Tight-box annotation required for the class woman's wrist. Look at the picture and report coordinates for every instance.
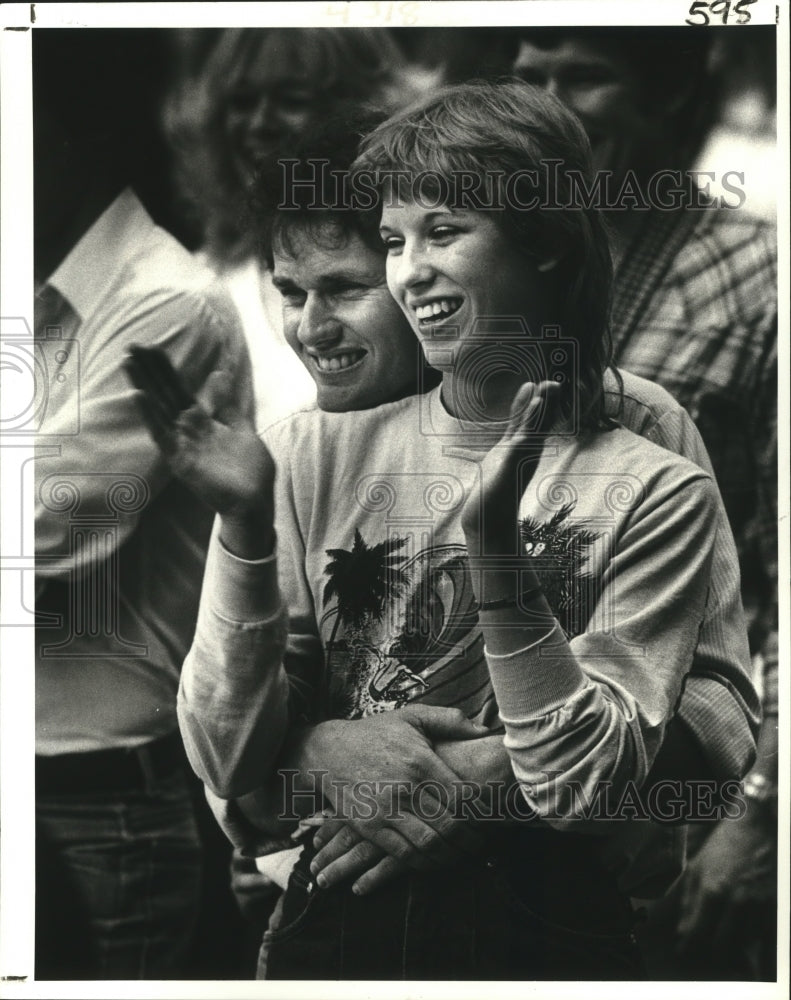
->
[483,622,558,659]
[467,557,541,608]
[220,509,275,560]
[476,584,544,612]
[471,570,556,656]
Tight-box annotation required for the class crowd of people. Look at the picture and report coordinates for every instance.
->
[31,25,778,982]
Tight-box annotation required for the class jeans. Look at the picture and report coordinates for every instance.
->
[262,826,645,981]
[36,767,202,979]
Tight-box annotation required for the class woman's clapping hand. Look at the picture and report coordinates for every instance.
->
[460,379,564,555]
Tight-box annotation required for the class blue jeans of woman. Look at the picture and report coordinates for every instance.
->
[261,825,645,980]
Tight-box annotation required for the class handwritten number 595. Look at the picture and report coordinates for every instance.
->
[686,0,757,24]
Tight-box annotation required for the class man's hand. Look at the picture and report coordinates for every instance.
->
[124,345,275,556]
[301,705,490,880]
[309,730,515,895]
[677,806,776,960]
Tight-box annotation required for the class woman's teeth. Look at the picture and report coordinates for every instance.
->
[415,299,462,323]
[314,351,364,372]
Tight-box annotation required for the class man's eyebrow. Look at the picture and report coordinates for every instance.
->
[316,272,370,289]
[272,269,380,292]
[271,275,300,292]
[313,266,384,291]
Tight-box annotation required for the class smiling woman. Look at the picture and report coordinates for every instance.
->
[164,28,409,265]
[356,79,615,430]
[379,204,555,417]
[131,78,755,983]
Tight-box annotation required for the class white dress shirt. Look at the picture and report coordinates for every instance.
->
[35,188,253,754]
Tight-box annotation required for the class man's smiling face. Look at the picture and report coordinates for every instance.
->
[513,38,663,182]
[272,221,422,412]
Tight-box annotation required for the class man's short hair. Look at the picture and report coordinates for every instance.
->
[511,27,718,163]
[250,105,387,269]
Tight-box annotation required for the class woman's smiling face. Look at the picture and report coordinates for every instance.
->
[379,199,550,376]
[223,35,319,185]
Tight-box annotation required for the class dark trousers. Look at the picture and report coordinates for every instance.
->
[36,738,202,980]
[262,826,645,981]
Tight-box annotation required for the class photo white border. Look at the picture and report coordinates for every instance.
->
[1,3,787,998]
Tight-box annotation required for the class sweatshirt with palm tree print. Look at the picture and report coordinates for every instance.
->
[178,376,759,895]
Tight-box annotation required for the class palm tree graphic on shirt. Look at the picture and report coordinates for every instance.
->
[519,503,600,638]
[321,530,411,714]
[321,505,599,717]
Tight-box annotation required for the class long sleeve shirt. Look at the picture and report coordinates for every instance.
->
[178,379,755,896]
[612,205,777,716]
[36,189,253,754]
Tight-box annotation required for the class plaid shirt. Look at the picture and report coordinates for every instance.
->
[612,204,778,715]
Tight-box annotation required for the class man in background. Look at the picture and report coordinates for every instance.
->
[511,26,778,979]
[33,30,253,978]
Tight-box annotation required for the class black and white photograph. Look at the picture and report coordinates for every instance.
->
[0,1,787,996]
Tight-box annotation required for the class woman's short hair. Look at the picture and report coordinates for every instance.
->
[354,78,616,430]
[163,28,407,265]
